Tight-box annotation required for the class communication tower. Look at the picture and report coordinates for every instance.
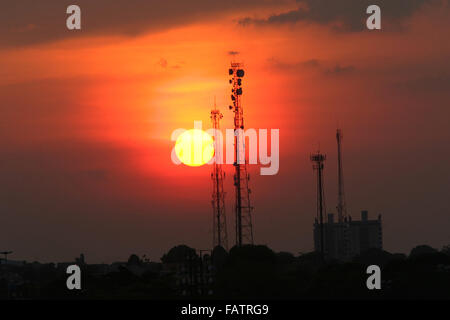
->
[228,62,254,246]
[336,129,347,223]
[311,152,326,257]
[211,103,228,250]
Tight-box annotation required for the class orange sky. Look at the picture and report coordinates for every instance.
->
[1,1,450,262]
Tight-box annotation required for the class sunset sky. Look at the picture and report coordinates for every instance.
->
[1,0,449,263]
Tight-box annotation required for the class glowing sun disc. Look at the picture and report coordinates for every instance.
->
[175,129,214,166]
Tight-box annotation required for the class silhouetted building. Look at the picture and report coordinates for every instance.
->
[313,213,347,260]
[314,210,382,261]
[347,210,383,257]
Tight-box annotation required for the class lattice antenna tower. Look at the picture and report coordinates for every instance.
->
[311,152,326,257]
[228,62,254,246]
[336,129,347,223]
[211,100,228,250]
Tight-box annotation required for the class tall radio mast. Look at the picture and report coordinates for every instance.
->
[228,62,254,246]
[211,102,228,250]
[336,129,347,223]
[311,152,326,257]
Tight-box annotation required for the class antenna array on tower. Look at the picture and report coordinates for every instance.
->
[228,62,254,246]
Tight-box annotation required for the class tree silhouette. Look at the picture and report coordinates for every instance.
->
[409,245,438,258]
[127,254,142,266]
[161,245,197,264]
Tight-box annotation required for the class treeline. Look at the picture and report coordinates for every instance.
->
[1,244,449,299]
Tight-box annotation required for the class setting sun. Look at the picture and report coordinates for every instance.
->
[175,129,214,166]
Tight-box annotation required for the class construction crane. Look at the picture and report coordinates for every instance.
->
[228,62,254,246]
[211,102,228,250]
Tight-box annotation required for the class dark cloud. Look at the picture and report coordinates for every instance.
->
[325,64,356,75]
[227,51,240,56]
[0,0,287,47]
[239,0,442,31]
[267,57,320,70]
[267,57,355,76]
[301,59,320,68]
